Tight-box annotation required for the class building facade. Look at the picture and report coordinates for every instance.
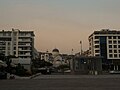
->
[0,28,36,71]
[89,29,120,71]
[71,56,102,75]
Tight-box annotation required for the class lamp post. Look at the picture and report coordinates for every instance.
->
[71,49,73,55]
[80,41,82,55]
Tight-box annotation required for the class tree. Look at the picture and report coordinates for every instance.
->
[32,59,53,68]
[32,58,53,74]
[15,63,27,76]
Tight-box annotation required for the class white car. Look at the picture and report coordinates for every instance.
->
[109,70,120,74]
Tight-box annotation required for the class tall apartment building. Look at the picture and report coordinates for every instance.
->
[89,29,120,71]
[0,28,37,71]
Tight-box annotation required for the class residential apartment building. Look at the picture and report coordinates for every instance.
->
[89,29,120,71]
[0,28,37,71]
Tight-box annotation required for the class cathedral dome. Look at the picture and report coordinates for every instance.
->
[52,48,59,53]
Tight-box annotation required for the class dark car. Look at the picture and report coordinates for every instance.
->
[0,71,7,79]
[38,67,51,75]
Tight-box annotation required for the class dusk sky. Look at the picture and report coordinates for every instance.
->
[0,0,120,54]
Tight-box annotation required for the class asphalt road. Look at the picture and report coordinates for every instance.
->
[0,75,120,90]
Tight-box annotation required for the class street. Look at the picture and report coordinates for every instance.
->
[0,75,120,90]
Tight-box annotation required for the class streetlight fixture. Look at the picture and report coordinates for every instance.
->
[80,41,82,55]
[71,49,73,55]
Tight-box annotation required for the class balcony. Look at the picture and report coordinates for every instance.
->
[19,34,31,38]
[19,49,31,51]
[0,35,11,38]
[19,53,31,56]
[19,39,31,42]
[19,54,31,57]
[18,43,31,47]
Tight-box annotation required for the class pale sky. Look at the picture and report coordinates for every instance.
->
[0,0,120,54]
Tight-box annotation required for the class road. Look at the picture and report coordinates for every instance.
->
[0,75,120,90]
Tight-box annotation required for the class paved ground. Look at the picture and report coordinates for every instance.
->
[0,75,120,90]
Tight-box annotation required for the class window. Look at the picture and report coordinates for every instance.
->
[89,43,91,46]
[95,54,99,56]
[95,41,99,44]
[109,45,112,48]
[118,36,120,39]
[119,50,120,53]
[114,45,117,48]
[113,36,116,39]
[3,33,6,36]
[109,50,112,53]
[113,41,117,44]
[109,54,113,58]
[108,36,112,39]
[14,47,16,50]
[109,41,112,44]
[89,51,91,54]
[14,52,16,55]
[95,50,99,53]
[114,50,117,53]
[8,42,10,45]
[8,33,11,36]
[95,45,99,48]
[8,47,10,50]
[89,47,91,50]
[114,54,117,58]
[95,36,99,39]
[118,45,120,48]
[118,41,120,44]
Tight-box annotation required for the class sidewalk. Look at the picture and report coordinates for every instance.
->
[30,73,41,79]
[7,73,41,80]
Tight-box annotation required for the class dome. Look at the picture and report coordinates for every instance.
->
[52,48,59,52]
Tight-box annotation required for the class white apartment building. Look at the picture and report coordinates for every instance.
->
[89,29,120,70]
[0,28,37,71]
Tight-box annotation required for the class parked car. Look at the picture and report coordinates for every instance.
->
[109,70,120,74]
[37,67,51,74]
[0,71,7,79]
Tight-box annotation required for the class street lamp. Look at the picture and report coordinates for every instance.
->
[71,49,73,55]
[80,41,82,55]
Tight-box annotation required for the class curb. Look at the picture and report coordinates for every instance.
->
[30,73,41,79]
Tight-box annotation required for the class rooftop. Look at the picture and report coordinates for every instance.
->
[89,29,120,38]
